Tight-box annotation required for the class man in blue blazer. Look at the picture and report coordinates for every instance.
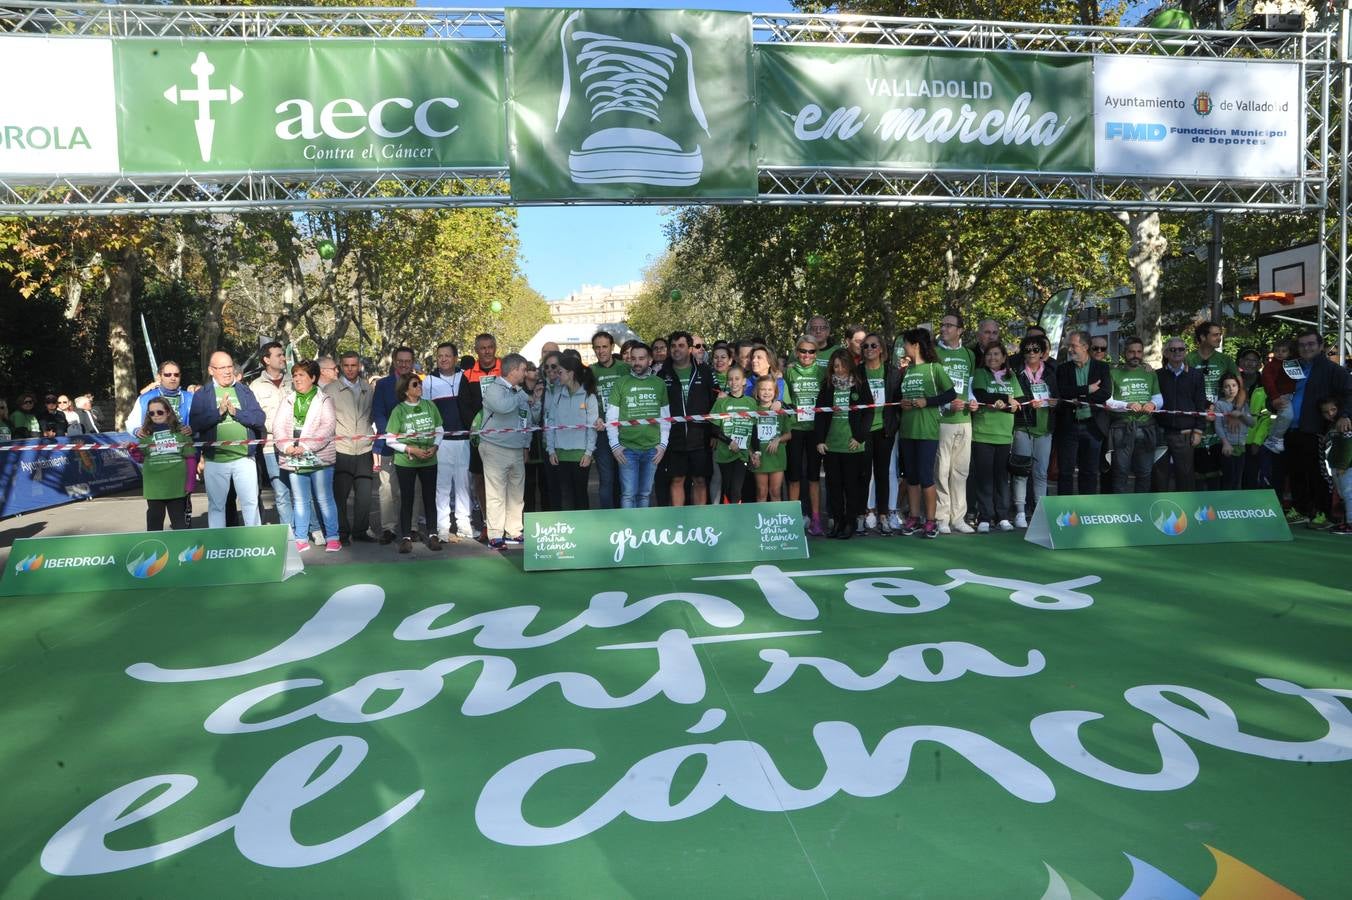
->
[190,351,267,527]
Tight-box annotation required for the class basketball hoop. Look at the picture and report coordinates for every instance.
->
[1244,291,1297,306]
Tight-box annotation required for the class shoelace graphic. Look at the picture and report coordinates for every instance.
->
[556,11,709,134]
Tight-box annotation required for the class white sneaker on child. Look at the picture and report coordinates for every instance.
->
[1014,511,1028,528]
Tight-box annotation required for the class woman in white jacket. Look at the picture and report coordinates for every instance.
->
[545,355,600,510]
[273,359,340,552]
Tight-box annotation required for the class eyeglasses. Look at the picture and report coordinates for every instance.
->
[941,321,960,329]
[862,342,880,350]
[544,364,561,371]
[1166,346,1187,352]
[149,410,169,418]
[162,372,181,378]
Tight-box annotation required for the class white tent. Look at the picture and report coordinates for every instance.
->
[520,322,639,364]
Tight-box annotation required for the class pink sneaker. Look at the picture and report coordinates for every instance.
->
[807,514,824,537]
[295,540,309,553]
[325,539,341,552]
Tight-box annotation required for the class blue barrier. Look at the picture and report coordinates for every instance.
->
[0,433,143,517]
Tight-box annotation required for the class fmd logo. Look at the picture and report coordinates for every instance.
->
[1105,122,1167,142]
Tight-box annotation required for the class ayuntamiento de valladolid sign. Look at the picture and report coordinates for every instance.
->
[0,9,1302,198]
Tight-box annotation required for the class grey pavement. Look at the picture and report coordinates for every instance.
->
[0,486,508,569]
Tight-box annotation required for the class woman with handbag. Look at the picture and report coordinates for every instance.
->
[1011,335,1058,528]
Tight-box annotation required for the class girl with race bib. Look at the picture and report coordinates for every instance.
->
[136,397,194,531]
[386,373,444,554]
[814,349,871,540]
[971,343,1027,532]
[750,375,790,503]
[711,366,756,503]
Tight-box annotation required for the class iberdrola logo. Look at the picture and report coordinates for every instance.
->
[555,10,710,187]
[125,540,170,579]
[1044,843,1297,897]
[14,553,44,574]
[1150,500,1188,536]
[1055,511,1079,528]
[178,544,206,565]
[1193,504,1217,523]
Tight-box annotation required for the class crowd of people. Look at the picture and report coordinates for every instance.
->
[6,315,1352,546]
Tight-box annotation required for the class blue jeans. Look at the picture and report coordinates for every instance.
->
[289,466,339,541]
[594,431,620,508]
[618,446,659,509]
[205,456,260,528]
[261,450,293,526]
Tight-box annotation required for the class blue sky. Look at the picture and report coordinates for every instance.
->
[415,0,797,299]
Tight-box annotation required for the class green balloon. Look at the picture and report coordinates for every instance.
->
[670,289,682,302]
[1149,8,1194,29]
[490,300,503,313]
[317,239,336,260]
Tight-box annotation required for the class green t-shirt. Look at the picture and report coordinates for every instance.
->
[387,399,442,468]
[1186,350,1238,403]
[590,359,631,414]
[971,369,1027,445]
[712,394,756,464]
[713,370,728,393]
[865,363,886,432]
[9,411,40,437]
[935,345,975,422]
[1109,366,1161,424]
[611,373,666,450]
[825,387,863,453]
[815,343,842,373]
[785,362,824,432]
[212,385,249,462]
[751,407,791,472]
[139,428,192,500]
[898,362,954,442]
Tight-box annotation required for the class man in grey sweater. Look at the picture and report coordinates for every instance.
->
[480,354,540,548]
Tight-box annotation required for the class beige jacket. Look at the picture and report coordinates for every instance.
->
[323,377,375,455]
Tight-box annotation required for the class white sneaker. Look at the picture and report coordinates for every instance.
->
[977,521,991,534]
[951,521,976,534]
[938,522,952,535]
[865,512,878,531]
[888,511,904,532]
[438,531,452,543]
[1014,511,1028,528]
[997,519,1014,532]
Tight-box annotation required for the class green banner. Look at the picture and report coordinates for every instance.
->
[524,501,809,570]
[506,7,756,200]
[757,45,1092,173]
[115,40,505,173]
[0,525,301,596]
[1026,489,1290,549]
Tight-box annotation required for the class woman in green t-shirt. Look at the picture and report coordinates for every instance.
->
[1011,335,1058,529]
[750,375,790,502]
[711,366,756,503]
[859,332,901,534]
[386,373,444,554]
[784,336,826,535]
[971,343,1027,533]
[897,328,958,539]
[136,397,193,531]
[813,349,872,540]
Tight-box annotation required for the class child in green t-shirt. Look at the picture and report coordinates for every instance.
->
[136,397,194,531]
[970,343,1026,533]
[711,366,756,503]
[749,375,790,501]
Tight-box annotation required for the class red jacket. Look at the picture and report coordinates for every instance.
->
[1261,357,1297,409]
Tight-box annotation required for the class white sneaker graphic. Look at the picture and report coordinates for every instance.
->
[557,11,709,186]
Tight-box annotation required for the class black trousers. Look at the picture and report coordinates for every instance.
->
[396,464,437,539]
[1152,430,1197,492]
[146,497,188,531]
[866,429,892,511]
[1285,430,1331,516]
[333,451,374,539]
[824,451,868,523]
[548,459,592,511]
[1110,420,1158,494]
[971,442,1011,523]
[719,459,747,504]
[1056,421,1102,496]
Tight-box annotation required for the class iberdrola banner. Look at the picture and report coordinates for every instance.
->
[505,7,757,200]
[524,501,808,570]
[114,39,506,174]
[0,525,303,597]
[757,45,1092,173]
[1026,490,1290,550]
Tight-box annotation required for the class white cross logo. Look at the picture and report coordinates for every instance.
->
[162,52,243,162]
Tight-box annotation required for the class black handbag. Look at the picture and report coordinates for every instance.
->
[1007,453,1033,477]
